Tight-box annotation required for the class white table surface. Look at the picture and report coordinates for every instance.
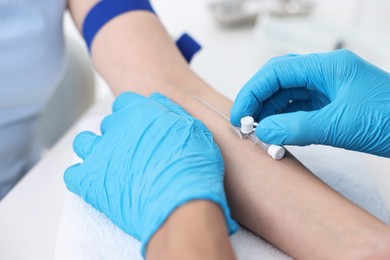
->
[1,0,389,259]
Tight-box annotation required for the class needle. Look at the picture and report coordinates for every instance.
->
[193,95,285,160]
[193,96,230,121]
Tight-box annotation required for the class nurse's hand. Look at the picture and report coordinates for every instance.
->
[64,92,237,255]
[231,50,390,157]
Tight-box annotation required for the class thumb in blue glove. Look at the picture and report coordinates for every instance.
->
[231,50,390,157]
[64,92,238,256]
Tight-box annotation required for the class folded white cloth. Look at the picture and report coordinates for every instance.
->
[55,116,390,260]
[56,192,293,260]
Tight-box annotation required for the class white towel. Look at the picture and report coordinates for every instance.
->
[55,116,390,260]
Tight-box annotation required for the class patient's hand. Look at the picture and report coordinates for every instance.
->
[64,92,237,255]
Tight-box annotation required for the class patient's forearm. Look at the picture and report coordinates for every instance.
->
[68,2,202,98]
[69,4,390,259]
[148,201,235,260]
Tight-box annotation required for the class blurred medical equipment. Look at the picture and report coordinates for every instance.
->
[253,14,345,54]
[209,0,313,26]
[253,0,390,68]
[194,96,285,160]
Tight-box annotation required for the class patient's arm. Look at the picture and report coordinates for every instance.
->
[68,2,390,259]
[148,201,235,260]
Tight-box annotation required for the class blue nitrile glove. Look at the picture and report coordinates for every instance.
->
[64,92,238,256]
[231,50,390,157]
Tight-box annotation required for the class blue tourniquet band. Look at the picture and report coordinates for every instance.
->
[175,33,202,63]
[82,0,202,62]
[83,0,155,50]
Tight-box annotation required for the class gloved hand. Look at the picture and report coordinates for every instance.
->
[231,50,390,157]
[64,92,238,256]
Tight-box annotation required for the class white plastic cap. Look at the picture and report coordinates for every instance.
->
[267,145,285,160]
[240,116,255,134]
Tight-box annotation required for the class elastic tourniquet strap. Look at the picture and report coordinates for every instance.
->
[82,0,155,50]
[82,0,202,63]
[176,33,202,63]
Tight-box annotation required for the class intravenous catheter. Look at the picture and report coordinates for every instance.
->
[194,96,285,160]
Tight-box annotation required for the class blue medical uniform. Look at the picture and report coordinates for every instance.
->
[0,0,67,198]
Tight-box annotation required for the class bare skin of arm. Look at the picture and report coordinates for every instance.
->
[68,3,390,259]
[148,201,235,260]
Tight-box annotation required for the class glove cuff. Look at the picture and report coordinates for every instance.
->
[140,187,238,257]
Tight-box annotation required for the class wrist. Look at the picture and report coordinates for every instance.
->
[139,173,238,256]
[147,200,236,260]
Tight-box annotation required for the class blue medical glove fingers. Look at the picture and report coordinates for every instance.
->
[320,100,390,157]
[229,55,301,123]
[114,92,193,120]
[100,114,116,135]
[112,92,146,112]
[267,53,300,61]
[65,91,237,258]
[149,92,191,117]
[103,92,148,134]
[259,88,331,121]
[73,131,101,160]
[257,88,311,121]
[282,100,314,113]
[230,89,262,126]
[103,93,170,134]
[230,53,328,126]
[64,163,83,196]
[256,105,334,146]
[234,49,390,155]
